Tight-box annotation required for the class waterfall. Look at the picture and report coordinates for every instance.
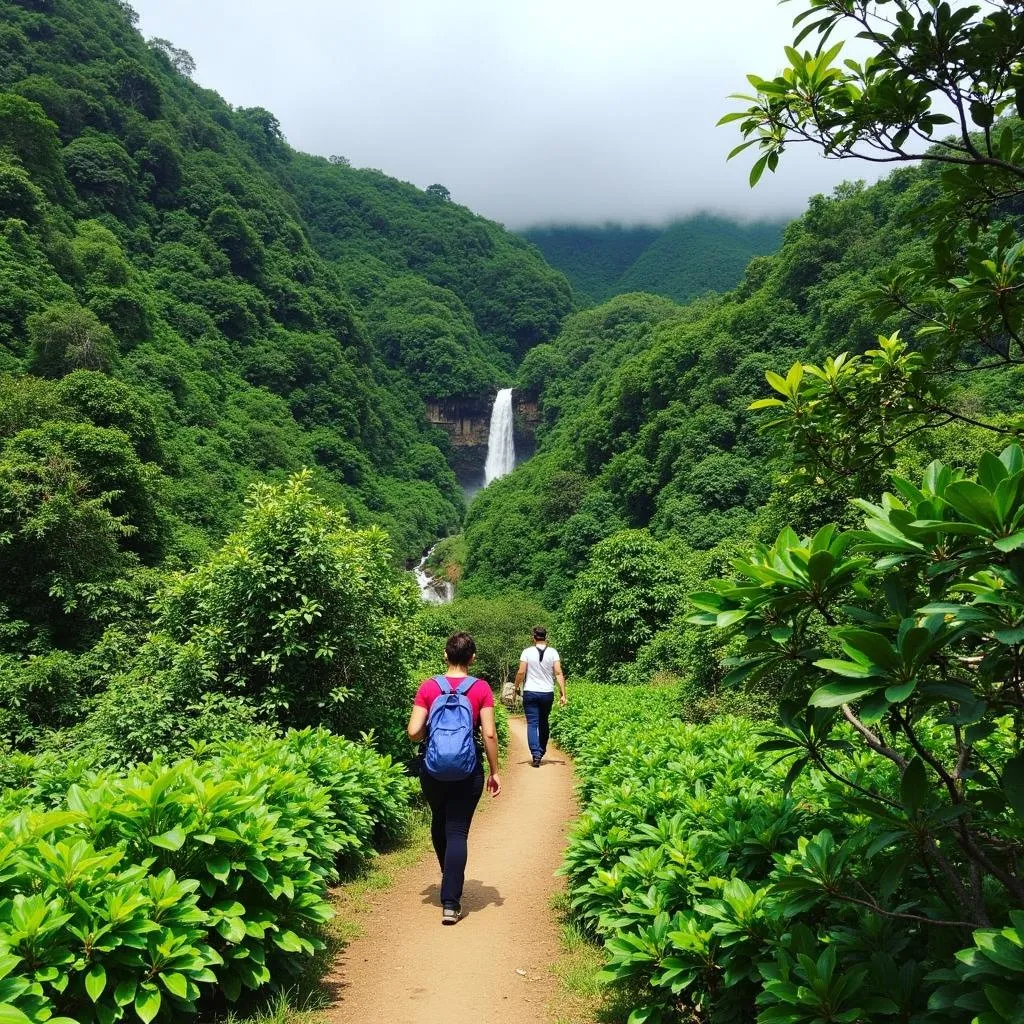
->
[484,388,516,485]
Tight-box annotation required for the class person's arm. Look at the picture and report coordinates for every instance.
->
[514,659,527,696]
[407,705,428,742]
[554,660,567,706]
[479,706,501,796]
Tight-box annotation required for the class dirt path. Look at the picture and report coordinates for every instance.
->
[323,716,576,1024]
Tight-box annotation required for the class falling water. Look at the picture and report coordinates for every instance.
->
[483,388,516,485]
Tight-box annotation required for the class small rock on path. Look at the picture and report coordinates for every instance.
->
[322,716,576,1024]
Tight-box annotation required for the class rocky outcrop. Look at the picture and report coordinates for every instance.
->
[513,396,540,462]
[425,391,539,485]
[425,395,492,482]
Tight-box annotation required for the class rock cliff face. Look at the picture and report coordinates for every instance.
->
[513,397,540,463]
[425,396,492,482]
[425,391,539,486]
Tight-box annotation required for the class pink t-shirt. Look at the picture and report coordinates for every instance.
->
[414,676,494,727]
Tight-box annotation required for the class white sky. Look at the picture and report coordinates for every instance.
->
[130,0,886,228]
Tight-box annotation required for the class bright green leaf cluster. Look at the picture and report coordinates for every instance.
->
[0,729,412,1022]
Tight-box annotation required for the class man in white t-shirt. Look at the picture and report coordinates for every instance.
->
[514,626,567,768]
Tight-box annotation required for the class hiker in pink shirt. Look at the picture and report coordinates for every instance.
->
[407,632,500,925]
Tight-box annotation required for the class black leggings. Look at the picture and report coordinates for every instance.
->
[419,767,484,908]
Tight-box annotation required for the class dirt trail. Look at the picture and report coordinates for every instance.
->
[323,716,577,1024]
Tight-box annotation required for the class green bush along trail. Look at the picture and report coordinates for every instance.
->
[0,729,412,1023]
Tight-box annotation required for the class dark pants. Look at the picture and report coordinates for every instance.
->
[420,767,484,908]
[523,690,554,760]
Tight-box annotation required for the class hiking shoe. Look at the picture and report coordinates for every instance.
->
[531,756,541,768]
[442,904,462,925]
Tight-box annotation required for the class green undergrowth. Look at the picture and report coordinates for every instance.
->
[551,683,1024,1023]
[0,728,414,1024]
[225,807,433,1024]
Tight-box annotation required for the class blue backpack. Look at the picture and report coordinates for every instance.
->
[423,676,479,781]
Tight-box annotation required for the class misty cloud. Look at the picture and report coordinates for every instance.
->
[130,0,886,228]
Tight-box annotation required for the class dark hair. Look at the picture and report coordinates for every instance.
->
[445,632,476,666]
[532,625,547,641]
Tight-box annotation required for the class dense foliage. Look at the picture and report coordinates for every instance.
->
[555,683,1024,1024]
[1,472,428,768]
[0,729,411,1023]
[417,592,551,689]
[523,215,785,305]
[725,0,1024,490]
[541,6,1024,1024]
[462,4,1024,696]
[0,0,572,705]
[462,169,936,612]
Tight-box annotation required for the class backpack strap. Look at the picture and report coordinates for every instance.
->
[537,645,546,662]
[434,675,453,693]
[455,676,477,695]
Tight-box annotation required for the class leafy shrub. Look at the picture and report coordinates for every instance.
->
[555,677,1024,1023]
[561,530,688,677]
[132,472,427,759]
[0,730,412,1022]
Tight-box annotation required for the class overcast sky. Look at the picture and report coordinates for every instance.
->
[130,0,884,229]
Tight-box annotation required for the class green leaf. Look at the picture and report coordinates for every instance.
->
[942,481,1000,532]
[813,658,883,679]
[627,1006,661,1024]
[727,139,759,161]
[716,609,748,628]
[807,550,835,584]
[809,679,882,707]
[1003,755,1024,820]
[749,153,770,187]
[969,99,994,127]
[884,680,916,702]
[149,826,187,851]
[135,984,162,1024]
[0,1007,32,1024]
[162,972,189,999]
[858,692,890,725]
[85,963,106,1003]
[782,756,809,794]
[978,451,1008,490]
[901,757,928,815]
[837,629,898,670]
[993,531,1024,552]
[115,979,137,1006]
[207,855,231,881]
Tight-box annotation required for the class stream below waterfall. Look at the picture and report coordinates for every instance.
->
[413,549,454,604]
[412,388,517,603]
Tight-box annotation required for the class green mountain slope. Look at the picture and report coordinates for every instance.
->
[522,214,785,303]
[465,169,1021,611]
[0,0,573,596]
[614,214,785,302]
[518,224,661,304]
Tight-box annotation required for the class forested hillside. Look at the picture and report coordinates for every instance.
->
[0,0,572,570]
[0,0,573,1010]
[467,174,934,609]
[465,163,1022,680]
[4,0,1024,1020]
[474,2,1024,1020]
[0,0,576,816]
[523,213,785,304]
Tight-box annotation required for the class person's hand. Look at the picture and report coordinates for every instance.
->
[487,772,502,797]
[559,693,567,707]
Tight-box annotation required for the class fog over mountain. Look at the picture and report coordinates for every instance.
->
[131,0,885,227]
